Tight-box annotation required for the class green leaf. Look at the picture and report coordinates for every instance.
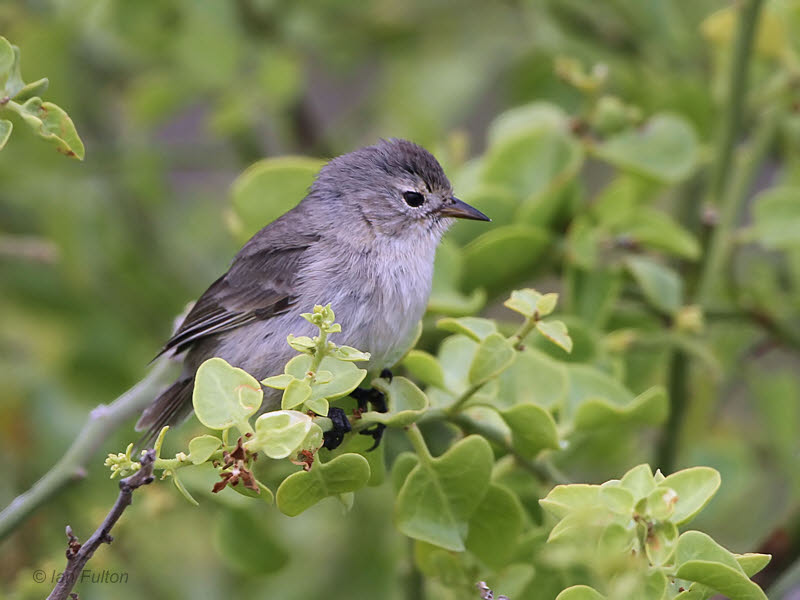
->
[465,484,524,568]
[676,562,767,600]
[573,385,668,430]
[192,357,262,431]
[555,585,607,600]
[227,477,274,504]
[496,347,568,411]
[750,186,800,250]
[658,467,721,525]
[247,410,320,459]
[362,376,429,427]
[13,77,48,102]
[429,239,487,316]
[437,316,497,342]
[619,464,655,499]
[677,531,744,571]
[501,403,559,458]
[391,452,419,494]
[187,435,222,465]
[320,431,386,486]
[462,225,550,292]
[535,320,573,353]
[331,346,371,362]
[214,509,288,574]
[483,119,583,201]
[229,156,324,241]
[468,333,516,386]
[487,102,570,147]
[261,373,294,389]
[0,119,11,151]
[614,208,701,260]
[401,350,444,388]
[540,484,601,519]
[599,483,635,515]
[395,435,493,551]
[536,293,559,316]
[7,97,85,159]
[625,255,684,315]
[286,334,315,353]
[646,521,678,566]
[276,453,370,516]
[285,354,367,403]
[593,113,699,183]
[0,37,14,90]
[504,288,544,318]
[281,378,312,410]
[736,554,772,577]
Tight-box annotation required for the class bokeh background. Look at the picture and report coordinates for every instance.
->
[2,1,800,599]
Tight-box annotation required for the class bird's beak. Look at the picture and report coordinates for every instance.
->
[439,197,491,222]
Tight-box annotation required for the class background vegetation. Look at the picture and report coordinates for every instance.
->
[1,0,800,599]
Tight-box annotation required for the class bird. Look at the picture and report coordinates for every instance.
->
[136,138,490,448]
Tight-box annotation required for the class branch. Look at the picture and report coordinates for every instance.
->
[0,358,175,541]
[47,450,156,600]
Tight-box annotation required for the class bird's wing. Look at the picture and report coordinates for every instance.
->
[155,231,319,358]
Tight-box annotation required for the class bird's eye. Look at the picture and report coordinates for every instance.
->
[403,191,425,207]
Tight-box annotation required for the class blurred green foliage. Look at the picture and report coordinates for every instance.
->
[2,0,800,599]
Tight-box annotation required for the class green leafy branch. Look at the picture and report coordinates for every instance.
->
[0,36,84,159]
[543,464,771,600]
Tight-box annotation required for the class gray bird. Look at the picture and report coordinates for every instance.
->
[136,138,489,446]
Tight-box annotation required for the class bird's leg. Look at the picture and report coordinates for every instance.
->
[352,369,393,450]
[322,406,351,451]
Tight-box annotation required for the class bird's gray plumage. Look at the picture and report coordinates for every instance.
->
[137,138,488,443]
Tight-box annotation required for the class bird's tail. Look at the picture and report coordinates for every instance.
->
[134,378,194,451]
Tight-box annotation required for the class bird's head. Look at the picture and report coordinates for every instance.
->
[309,138,489,240]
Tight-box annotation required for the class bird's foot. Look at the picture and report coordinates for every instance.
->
[322,407,351,450]
[350,370,392,451]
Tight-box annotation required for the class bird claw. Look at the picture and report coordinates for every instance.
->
[359,423,386,452]
[322,407,351,450]
[349,373,391,450]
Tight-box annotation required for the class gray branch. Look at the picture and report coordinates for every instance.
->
[0,358,175,541]
[47,450,156,600]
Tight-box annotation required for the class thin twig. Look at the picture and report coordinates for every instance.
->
[47,450,156,600]
[0,358,175,541]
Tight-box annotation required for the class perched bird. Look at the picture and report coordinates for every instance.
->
[136,138,489,447]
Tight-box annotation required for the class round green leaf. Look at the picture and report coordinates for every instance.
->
[536,319,573,353]
[593,113,699,183]
[625,255,684,315]
[496,347,568,411]
[401,350,445,388]
[501,403,559,458]
[276,453,370,516]
[555,585,607,600]
[462,225,550,292]
[658,466,721,526]
[230,156,324,241]
[281,378,312,410]
[187,435,222,465]
[468,332,516,386]
[395,435,493,551]
[437,316,498,342]
[192,357,262,431]
[465,483,525,568]
[247,410,319,459]
[750,186,800,250]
